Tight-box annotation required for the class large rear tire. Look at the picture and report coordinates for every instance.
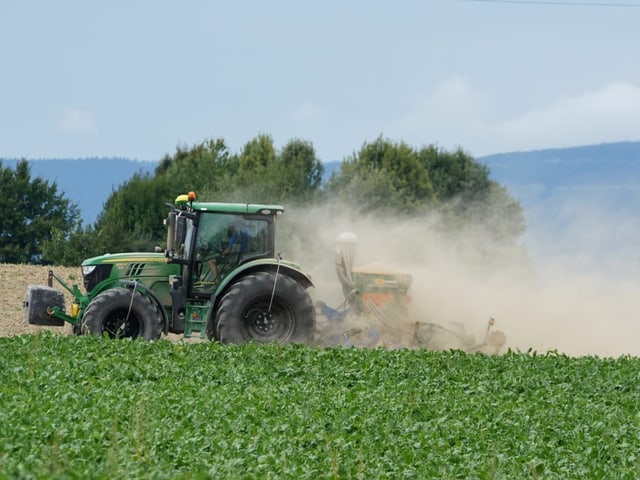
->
[83,287,162,340]
[213,272,315,344]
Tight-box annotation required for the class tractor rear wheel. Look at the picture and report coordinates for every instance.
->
[83,287,162,340]
[213,272,315,344]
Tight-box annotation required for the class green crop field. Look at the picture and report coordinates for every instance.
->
[0,333,639,479]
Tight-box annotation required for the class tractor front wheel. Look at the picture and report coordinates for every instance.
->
[213,272,315,344]
[83,288,162,340]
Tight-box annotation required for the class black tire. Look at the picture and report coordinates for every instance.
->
[83,287,162,340]
[213,272,315,344]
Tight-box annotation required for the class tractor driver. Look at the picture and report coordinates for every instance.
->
[223,222,249,255]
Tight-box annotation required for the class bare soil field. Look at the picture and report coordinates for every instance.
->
[0,264,80,336]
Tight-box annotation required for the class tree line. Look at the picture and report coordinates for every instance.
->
[0,134,525,265]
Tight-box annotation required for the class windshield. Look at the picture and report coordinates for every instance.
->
[190,212,272,295]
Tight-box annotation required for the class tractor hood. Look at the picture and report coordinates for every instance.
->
[81,252,168,266]
[80,252,179,294]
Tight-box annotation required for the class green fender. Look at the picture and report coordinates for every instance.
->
[213,258,314,305]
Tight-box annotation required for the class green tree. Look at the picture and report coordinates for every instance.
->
[418,145,525,241]
[327,138,525,243]
[222,134,278,202]
[42,222,98,266]
[0,160,79,264]
[94,173,170,253]
[418,145,490,201]
[224,135,324,204]
[327,137,435,214]
[276,138,324,202]
[478,182,526,241]
[237,134,276,175]
[156,137,231,196]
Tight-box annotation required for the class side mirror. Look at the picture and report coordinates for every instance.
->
[166,211,176,252]
[175,216,187,247]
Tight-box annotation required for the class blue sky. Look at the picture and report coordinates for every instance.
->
[2,0,640,162]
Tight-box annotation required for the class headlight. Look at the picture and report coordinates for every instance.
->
[82,265,97,276]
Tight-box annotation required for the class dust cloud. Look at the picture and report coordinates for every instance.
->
[280,199,640,357]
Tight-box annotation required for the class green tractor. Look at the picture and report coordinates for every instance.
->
[24,192,316,343]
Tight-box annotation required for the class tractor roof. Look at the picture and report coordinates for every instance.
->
[189,201,284,215]
[174,193,284,215]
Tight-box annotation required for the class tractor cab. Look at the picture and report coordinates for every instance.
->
[165,192,284,297]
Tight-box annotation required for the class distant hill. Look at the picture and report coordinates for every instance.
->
[479,141,640,188]
[478,141,640,221]
[479,142,640,271]
[0,157,157,225]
